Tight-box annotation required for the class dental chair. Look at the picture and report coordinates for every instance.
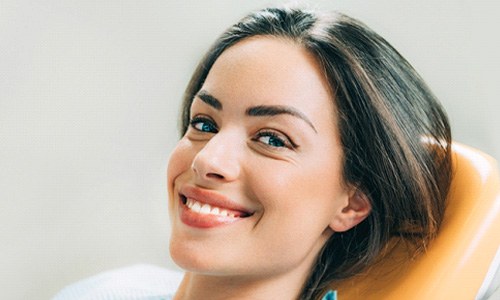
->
[336,142,500,299]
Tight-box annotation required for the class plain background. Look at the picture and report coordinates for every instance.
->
[1,0,499,299]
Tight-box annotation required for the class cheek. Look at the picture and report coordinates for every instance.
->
[260,157,345,205]
[244,174,338,272]
[167,139,194,200]
[251,156,346,232]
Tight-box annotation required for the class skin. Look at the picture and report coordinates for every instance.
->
[167,36,371,300]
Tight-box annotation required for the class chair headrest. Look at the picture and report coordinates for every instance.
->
[335,142,500,299]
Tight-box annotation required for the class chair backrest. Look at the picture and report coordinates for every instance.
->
[335,142,500,299]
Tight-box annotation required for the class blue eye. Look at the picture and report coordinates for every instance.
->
[259,135,285,147]
[255,131,292,148]
[190,116,218,133]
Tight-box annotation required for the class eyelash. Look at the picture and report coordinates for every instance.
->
[189,116,218,133]
[189,115,297,150]
[253,130,296,149]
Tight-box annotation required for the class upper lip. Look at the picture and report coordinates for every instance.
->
[179,185,254,215]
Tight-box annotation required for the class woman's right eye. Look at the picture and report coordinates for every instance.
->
[190,116,218,133]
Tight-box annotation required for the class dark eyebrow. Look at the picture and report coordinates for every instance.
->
[246,105,317,133]
[195,90,317,133]
[196,90,222,110]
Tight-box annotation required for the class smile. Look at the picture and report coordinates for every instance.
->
[178,186,254,228]
[180,195,252,219]
[184,198,245,218]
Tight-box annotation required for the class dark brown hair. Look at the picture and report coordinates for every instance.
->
[179,7,452,300]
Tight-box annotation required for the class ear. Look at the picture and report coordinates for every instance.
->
[329,188,371,232]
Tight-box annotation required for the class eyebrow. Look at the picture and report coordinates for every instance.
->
[246,105,317,133]
[195,90,317,133]
[196,90,222,110]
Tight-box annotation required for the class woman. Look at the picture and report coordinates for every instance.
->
[168,6,451,300]
[55,6,452,300]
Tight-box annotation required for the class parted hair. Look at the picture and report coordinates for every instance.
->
[179,6,452,300]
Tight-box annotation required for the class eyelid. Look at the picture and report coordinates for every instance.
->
[255,129,298,150]
[187,114,300,150]
[189,115,218,132]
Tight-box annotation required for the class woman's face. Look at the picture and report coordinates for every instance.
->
[168,37,359,279]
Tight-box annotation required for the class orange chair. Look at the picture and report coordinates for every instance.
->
[336,143,500,299]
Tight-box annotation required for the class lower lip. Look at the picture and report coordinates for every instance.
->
[179,200,245,228]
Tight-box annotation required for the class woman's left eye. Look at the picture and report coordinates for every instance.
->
[190,116,218,133]
[254,131,295,149]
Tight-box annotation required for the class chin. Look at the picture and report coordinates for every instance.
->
[169,233,221,273]
[169,236,256,277]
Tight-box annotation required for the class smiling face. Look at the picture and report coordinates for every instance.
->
[168,36,367,281]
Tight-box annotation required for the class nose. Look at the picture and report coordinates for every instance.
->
[191,131,241,183]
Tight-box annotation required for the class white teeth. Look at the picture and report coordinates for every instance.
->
[185,198,238,218]
[200,204,211,214]
[191,201,201,213]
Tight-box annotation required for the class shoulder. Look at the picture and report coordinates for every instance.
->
[52,264,183,300]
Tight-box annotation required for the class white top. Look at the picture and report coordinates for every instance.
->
[52,262,500,299]
[52,264,183,300]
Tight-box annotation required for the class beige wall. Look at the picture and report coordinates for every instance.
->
[1,0,499,299]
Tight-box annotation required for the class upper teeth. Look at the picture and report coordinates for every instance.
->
[186,198,237,218]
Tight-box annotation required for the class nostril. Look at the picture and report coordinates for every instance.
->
[207,173,224,180]
[191,151,239,182]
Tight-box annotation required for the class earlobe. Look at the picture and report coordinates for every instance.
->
[329,189,372,232]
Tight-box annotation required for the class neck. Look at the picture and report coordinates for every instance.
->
[174,269,309,300]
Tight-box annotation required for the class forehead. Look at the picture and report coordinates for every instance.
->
[201,36,336,123]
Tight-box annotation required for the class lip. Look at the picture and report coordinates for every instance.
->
[178,185,254,228]
[180,185,253,214]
